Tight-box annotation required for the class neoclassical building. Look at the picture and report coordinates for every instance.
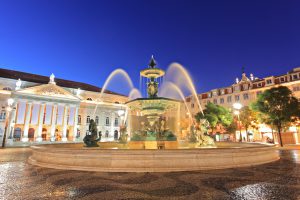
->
[185,67,300,143]
[0,68,128,146]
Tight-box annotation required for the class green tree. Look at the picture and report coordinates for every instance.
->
[195,102,233,134]
[252,86,300,146]
[239,106,258,141]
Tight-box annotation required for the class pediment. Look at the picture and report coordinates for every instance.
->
[15,84,80,100]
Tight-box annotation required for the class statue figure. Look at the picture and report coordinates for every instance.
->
[83,119,100,147]
[119,125,128,143]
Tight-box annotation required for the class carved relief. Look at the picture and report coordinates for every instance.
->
[36,86,65,96]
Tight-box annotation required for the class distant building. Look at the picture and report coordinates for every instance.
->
[0,68,128,146]
[185,67,300,143]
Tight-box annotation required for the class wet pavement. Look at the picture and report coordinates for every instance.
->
[0,148,299,200]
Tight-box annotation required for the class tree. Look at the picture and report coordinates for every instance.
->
[252,86,300,146]
[239,106,258,141]
[195,102,233,134]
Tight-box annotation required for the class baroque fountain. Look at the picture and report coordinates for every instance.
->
[29,56,279,172]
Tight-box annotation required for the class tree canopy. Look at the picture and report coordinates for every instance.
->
[251,86,300,146]
[195,102,233,133]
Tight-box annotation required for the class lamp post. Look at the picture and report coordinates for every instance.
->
[2,98,14,148]
[233,103,242,142]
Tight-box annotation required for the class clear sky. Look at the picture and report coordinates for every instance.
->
[0,0,299,95]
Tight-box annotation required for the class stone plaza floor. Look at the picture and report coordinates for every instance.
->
[0,148,299,200]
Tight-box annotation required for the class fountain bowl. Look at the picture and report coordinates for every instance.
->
[28,142,279,172]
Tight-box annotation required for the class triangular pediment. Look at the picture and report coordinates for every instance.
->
[14,84,80,100]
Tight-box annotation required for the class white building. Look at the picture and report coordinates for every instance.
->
[0,68,128,146]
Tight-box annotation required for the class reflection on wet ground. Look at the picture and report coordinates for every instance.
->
[0,148,299,200]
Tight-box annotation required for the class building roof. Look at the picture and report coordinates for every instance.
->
[0,68,126,96]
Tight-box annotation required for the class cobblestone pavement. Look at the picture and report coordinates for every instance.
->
[0,148,299,200]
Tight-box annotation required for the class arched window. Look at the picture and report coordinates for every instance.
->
[95,116,99,125]
[86,116,90,124]
[78,115,81,124]
[86,98,93,101]
[114,118,119,126]
[114,101,119,104]
[105,117,110,126]
[3,87,12,91]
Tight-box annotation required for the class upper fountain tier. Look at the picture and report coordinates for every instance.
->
[140,55,165,79]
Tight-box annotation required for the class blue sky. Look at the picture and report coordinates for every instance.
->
[0,0,299,95]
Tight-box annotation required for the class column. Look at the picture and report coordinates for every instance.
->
[22,102,32,142]
[73,106,79,141]
[62,105,69,142]
[7,101,18,140]
[50,104,57,142]
[111,112,115,140]
[36,103,45,142]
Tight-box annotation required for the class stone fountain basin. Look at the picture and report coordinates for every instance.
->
[28,142,279,172]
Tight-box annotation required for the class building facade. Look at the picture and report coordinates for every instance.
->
[0,68,128,146]
[185,67,300,143]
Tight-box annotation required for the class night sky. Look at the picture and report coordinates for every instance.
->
[0,0,299,95]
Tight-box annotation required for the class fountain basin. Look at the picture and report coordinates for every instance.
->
[28,142,279,172]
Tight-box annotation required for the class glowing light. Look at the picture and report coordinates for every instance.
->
[234,110,240,115]
[233,103,242,110]
[7,98,14,106]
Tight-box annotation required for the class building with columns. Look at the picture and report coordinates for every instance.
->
[0,68,128,146]
[185,67,300,143]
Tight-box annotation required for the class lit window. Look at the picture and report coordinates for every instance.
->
[243,93,249,100]
[86,116,90,124]
[105,117,110,126]
[266,79,272,84]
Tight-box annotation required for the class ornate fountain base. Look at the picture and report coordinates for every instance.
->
[28,142,279,172]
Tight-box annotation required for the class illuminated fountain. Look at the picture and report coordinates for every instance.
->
[29,56,279,172]
[126,56,181,148]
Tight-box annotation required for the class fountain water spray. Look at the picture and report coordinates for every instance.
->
[165,63,204,116]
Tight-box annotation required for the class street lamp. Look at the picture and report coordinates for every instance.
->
[233,103,243,142]
[2,98,14,148]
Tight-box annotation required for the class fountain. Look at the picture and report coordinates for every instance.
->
[126,56,181,149]
[28,56,279,172]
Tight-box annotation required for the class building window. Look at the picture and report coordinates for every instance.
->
[86,98,93,101]
[293,74,298,80]
[105,117,110,126]
[256,91,262,96]
[257,83,262,87]
[243,93,249,100]
[220,90,225,95]
[114,118,119,126]
[266,79,272,84]
[293,86,300,92]
[280,77,285,82]
[208,93,212,98]
[243,84,248,90]
[86,116,90,124]
[2,87,12,91]
[191,103,194,108]
[220,98,224,104]
[227,96,232,103]
[105,130,109,137]
[78,115,81,124]
[0,110,6,120]
[235,95,240,102]
[234,86,239,92]
[95,116,99,125]
[213,99,217,104]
